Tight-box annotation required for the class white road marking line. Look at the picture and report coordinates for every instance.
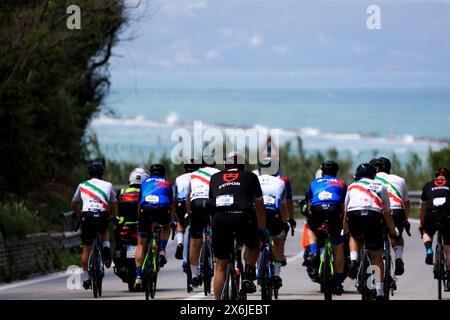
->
[0,271,68,292]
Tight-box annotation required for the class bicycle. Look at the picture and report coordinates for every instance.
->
[87,225,105,299]
[434,220,448,300]
[355,238,375,301]
[199,224,214,296]
[382,226,397,300]
[221,234,246,301]
[184,223,193,293]
[256,235,276,301]
[316,222,334,301]
[142,222,162,300]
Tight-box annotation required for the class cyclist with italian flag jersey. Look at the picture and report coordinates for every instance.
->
[71,161,118,290]
[344,163,399,301]
[186,156,220,288]
[371,157,411,276]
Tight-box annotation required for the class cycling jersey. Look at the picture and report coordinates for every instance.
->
[189,167,220,201]
[421,177,450,213]
[253,170,293,200]
[72,178,117,212]
[174,172,192,201]
[117,187,140,220]
[345,178,390,214]
[139,176,173,208]
[308,175,347,206]
[257,174,286,211]
[375,172,409,210]
[209,169,263,212]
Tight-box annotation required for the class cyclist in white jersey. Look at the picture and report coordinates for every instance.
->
[371,157,410,276]
[173,159,200,260]
[344,163,398,300]
[71,161,118,290]
[186,157,220,287]
[257,158,288,289]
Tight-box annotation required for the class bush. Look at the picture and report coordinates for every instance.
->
[0,202,48,239]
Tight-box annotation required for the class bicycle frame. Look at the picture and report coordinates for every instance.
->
[87,232,104,299]
[142,223,162,300]
[221,236,244,301]
[382,227,396,299]
[256,236,275,301]
[199,224,214,296]
[317,224,334,301]
[436,225,448,301]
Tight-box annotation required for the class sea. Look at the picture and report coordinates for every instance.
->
[90,77,450,168]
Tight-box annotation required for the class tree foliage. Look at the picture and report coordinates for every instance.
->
[0,0,127,197]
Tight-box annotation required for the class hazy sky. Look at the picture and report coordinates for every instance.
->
[109,0,450,88]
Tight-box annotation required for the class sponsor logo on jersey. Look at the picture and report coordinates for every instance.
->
[223,172,239,182]
[318,190,333,201]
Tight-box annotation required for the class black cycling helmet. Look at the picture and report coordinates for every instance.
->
[183,158,200,173]
[355,163,376,181]
[87,161,105,177]
[370,157,392,174]
[202,155,216,168]
[225,151,245,170]
[150,164,166,178]
[320,160,339,177]
[258,157,280,175]
[436,167,449,179]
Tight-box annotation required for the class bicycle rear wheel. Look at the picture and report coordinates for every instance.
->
[436,242,444,301]
[221,263,233,300]
[383,239,392,300]
[322,250,333,301]
[202,242,212,296]
[360,251,370,301]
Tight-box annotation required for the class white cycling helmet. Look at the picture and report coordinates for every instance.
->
[315,168,323,179]
[129,168,150,185]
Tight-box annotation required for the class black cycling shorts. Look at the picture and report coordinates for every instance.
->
[212,211,260,260]
[347,210,384,251]
[189,198,212,239]
[308,204,344,245]
[81,211,109,246]
[392,209,406,235]
[138,206,171,238]
[424,210,450,245]
[266,209,284,237]
[176,200,188,228]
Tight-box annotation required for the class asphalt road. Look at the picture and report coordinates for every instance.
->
[0,219,446,300]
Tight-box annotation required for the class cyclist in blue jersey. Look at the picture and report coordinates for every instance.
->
[134,164,175,291]
[306,161,347,295]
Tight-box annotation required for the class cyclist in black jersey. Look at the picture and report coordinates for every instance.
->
[209,152,268,300]
[420,168,450,291]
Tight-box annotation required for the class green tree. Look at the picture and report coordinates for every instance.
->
[0,1,127,197]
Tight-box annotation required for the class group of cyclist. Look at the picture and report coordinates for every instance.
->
[70,153,450,300]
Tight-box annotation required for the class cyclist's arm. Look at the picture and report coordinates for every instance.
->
[186,183,192,214]
[71,185,82,217]
[404,200,411,220]
[111,201,118,219]
[287,199,294,220]
[70,201,82,217]
[419,200,426,227]
[281,200,288,224]
[255,197,266,230]
[381,187,396,234]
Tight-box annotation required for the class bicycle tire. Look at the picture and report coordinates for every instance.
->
[436,240,443,301]
[360,250,370,301]
[97,270,103,297]
[383,238,391,300]
[221,263,233,300]
[202,242,212,296]
[185,229,193,293]
[323,249,333,301]
[260,249,269,301]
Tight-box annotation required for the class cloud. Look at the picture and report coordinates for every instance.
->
[272,45,288,54]
[249,35,264,46]
[205,50,221,60]
[352,44,373,54]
